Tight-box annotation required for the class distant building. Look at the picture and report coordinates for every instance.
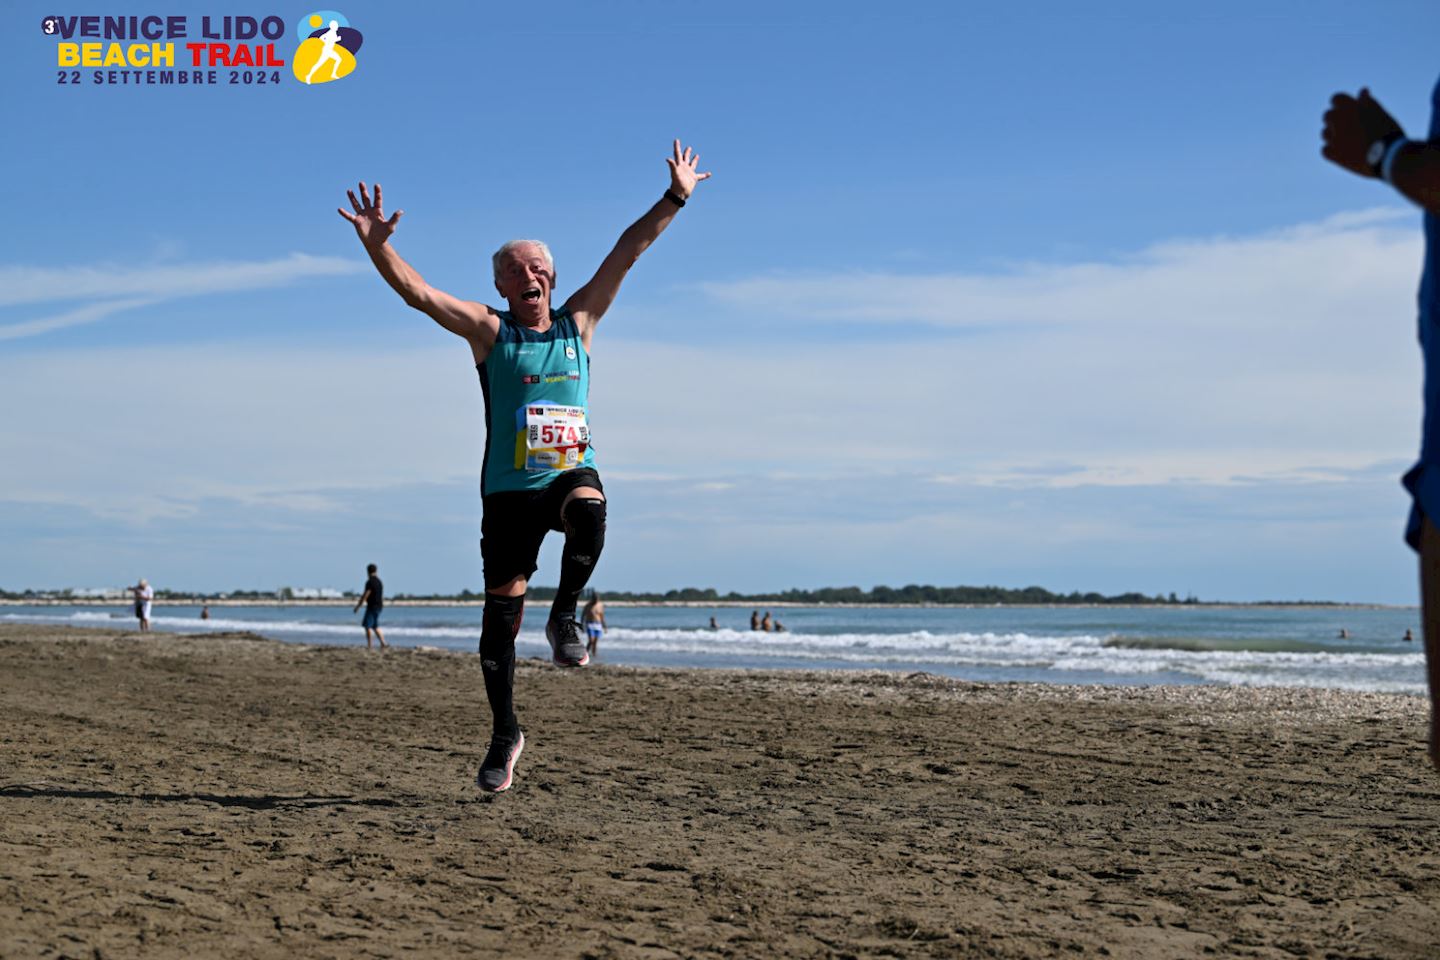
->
[73,588,129,600]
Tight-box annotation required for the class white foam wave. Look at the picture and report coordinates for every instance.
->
[2,612,1425,693]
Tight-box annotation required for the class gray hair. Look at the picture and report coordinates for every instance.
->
[492,239,554,283]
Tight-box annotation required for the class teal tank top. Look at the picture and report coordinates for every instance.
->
[477,307,596,495]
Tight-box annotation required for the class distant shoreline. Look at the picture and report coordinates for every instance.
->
[0,598,1412,611]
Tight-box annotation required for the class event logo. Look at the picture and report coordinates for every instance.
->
[41,11,362,88]
[293,10,363,85]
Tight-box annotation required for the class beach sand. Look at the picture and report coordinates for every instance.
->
[3,624,1439,959]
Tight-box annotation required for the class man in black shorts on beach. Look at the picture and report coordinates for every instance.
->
[340,140,710,792]
[353,563,388,650]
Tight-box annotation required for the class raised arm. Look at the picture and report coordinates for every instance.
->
[338,181,500,352]
[1322,89,1440,211]
[565,140,712,340]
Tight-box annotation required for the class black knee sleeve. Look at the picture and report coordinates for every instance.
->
[479,593,524,736]
[480,593,525,654]
[563,497,606,565]
[551,498,606,622]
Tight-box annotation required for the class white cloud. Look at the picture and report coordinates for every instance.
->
[0,343,483,519]
[0,253,367,341]
[632,206,1424,483]
[0,297,157,341]
[696,207,1420,331]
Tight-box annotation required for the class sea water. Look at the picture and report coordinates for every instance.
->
[2,603,1425,694]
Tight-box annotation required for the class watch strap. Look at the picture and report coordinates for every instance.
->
[1369,132,1405,177]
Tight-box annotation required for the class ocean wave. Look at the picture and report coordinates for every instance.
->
[2,610,1424,693]
[1104,634,1391,655]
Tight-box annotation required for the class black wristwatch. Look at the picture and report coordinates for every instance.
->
[1366,132,1406,177]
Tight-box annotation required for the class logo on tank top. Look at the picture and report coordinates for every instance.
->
[565,345,577,360]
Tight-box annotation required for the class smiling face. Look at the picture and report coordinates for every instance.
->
[493,242,555,325]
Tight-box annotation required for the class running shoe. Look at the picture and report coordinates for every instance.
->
[477,729,524,793]
[546,617,590,667]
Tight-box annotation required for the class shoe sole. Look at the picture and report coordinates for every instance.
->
[478,731,524,793]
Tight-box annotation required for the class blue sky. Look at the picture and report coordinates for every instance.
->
[3,0,1438,601]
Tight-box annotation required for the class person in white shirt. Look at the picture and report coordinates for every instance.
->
[131,579,154,632]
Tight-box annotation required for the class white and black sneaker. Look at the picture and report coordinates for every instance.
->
[477,729,524,793]
[546,617,590,667]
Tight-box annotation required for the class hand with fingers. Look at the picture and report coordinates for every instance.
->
[1321,88,1405,178]
[666,139,712,202]
[338,181,404,247]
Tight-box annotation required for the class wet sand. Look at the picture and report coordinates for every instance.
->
[2,623,1439,959]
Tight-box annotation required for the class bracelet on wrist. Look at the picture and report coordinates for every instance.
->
[1381,137,1409,184]
[1366,132,1406,178]
[663,189,687,208]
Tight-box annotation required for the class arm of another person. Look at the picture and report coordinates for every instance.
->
[1323,89,1440,211]
[564,140,712,347]
[338,181,502,356]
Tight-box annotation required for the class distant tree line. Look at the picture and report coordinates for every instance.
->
[401,584,1203,605]
[1,584,1207,605]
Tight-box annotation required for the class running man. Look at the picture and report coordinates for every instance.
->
[304,20,343,84]
[353,563,388,650]
[338,140,711,792]
[1322,81,1440,768]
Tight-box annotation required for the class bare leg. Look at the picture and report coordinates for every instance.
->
[375,626,387,650]
[364,627,374,650]
[1421,517,1440,770]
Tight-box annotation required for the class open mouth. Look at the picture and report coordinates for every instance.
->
[522,287,542,303]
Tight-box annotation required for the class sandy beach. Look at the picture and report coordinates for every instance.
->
[3,624,1439,958]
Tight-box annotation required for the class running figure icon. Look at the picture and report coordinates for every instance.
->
[304,20,343,84]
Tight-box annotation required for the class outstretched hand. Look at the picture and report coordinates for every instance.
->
[667,140,712,201]
[1322,88,1404,178]
[338,181,403,247]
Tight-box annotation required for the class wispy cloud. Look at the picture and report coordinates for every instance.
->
[0,297,158,342]
[0,253,367,340]
[696,207,1420,330]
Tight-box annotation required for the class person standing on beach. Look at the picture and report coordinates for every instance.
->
[131,579,153,632]
[339,140,711,793]
[1323,82,1440,768]
[582,593,606,660]
[353,564,389,651]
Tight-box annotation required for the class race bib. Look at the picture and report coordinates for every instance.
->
[515,403,590,472]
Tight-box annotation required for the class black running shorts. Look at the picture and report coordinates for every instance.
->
[480,468,604,589]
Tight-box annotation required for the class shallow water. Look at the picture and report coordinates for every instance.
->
[3,603,1424,694]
